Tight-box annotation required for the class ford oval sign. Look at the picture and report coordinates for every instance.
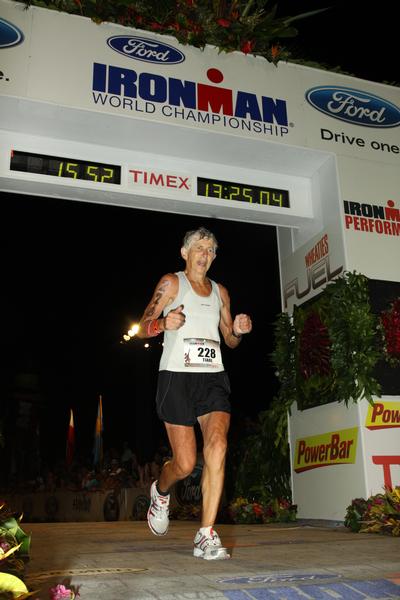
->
[306,86,400,128]
[107,36,185,64]
[0,18,24,48]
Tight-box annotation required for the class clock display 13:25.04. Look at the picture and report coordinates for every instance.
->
[197,178,290,208]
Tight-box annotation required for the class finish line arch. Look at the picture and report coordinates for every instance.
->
[1,0,399,521]
[1,1,398,310]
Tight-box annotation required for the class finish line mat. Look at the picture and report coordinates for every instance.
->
[27,567,148,581]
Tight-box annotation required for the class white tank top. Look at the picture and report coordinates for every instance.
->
[159,271,224,373]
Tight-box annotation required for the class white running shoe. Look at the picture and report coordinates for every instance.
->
[147,480,170,536]
[193,527,230,560]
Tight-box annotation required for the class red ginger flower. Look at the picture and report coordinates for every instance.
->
[299,312,332,379]
[381,298,400,358]
[150,22,164,30]
[241,40,255,54]
[217,18,231,28]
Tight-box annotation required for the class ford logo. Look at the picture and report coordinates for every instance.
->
[306,86,400,128]
[107,35,185,64]
[0,18,24,49]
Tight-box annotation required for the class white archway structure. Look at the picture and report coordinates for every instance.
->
[1,0,399,520]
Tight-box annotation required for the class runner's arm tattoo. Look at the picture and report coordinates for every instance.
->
[143,279,171,319]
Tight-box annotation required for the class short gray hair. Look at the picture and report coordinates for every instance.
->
[182,227,218,251]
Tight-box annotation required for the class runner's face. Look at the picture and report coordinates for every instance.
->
[184,236,216,272]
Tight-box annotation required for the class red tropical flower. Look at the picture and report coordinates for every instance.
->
[299,311,332,379]
[150,21,164,31]
[241,40,255,54]
[217,18,231,28]
[381,298,400,359]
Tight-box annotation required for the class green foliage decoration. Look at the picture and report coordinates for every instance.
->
[345,487,400,536]
[17,0,327,65]
[379,297,400,368]
[229,405,292,504]
[271,271,381,441]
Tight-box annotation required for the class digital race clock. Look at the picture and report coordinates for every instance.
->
[10,151,121,185]
[197,177,290,208]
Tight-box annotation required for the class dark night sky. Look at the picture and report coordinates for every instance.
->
[278,0,398,87]
[1,1,398,467]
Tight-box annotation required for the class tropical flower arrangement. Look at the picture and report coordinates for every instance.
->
[17,0,326,65]
[228,496,297,524]
[272,272,381,415]
[0,502,33,598]
[0,502,77,599]
[270,272,400,451]
[344,487,400,537]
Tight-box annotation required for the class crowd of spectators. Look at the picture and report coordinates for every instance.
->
[0,440,171,494]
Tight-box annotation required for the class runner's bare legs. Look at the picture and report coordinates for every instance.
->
[197,411,230,526]
[158,423,197,492]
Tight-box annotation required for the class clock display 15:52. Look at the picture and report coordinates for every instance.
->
[10,151,121,185]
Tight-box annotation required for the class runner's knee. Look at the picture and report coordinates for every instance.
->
[172,455,196,479]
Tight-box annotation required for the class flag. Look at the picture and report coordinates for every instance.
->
[66,408,75,468]
[93,395,103,468]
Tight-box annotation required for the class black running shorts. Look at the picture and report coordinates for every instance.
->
[155,370,231,426]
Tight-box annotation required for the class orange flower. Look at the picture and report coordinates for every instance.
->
[253,503,263,516]
[271,44,280,60]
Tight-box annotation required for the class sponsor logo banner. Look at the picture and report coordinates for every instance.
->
[283,233,343,310]
[107,35,185,64]
[344,199,400,238]
[294,427,358,473]
[127,167,192,194]
[366,401,400,430]
[92,63,290,139]
[306,86,400,128]
[0,17,24,48]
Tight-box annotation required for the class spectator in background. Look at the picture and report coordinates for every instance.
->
[121,441,134,470]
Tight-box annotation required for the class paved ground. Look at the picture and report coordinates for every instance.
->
[24,520,400,600]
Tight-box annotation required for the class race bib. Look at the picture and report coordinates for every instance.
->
[184,338,222,369]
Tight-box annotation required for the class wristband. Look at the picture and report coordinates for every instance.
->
[232,330,242,339]
[147,319,162,337]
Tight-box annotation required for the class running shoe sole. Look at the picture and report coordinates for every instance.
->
[193,546,230,560]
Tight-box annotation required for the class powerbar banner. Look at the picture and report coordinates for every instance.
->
[366,400,400,430]
[294,427,358,473]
